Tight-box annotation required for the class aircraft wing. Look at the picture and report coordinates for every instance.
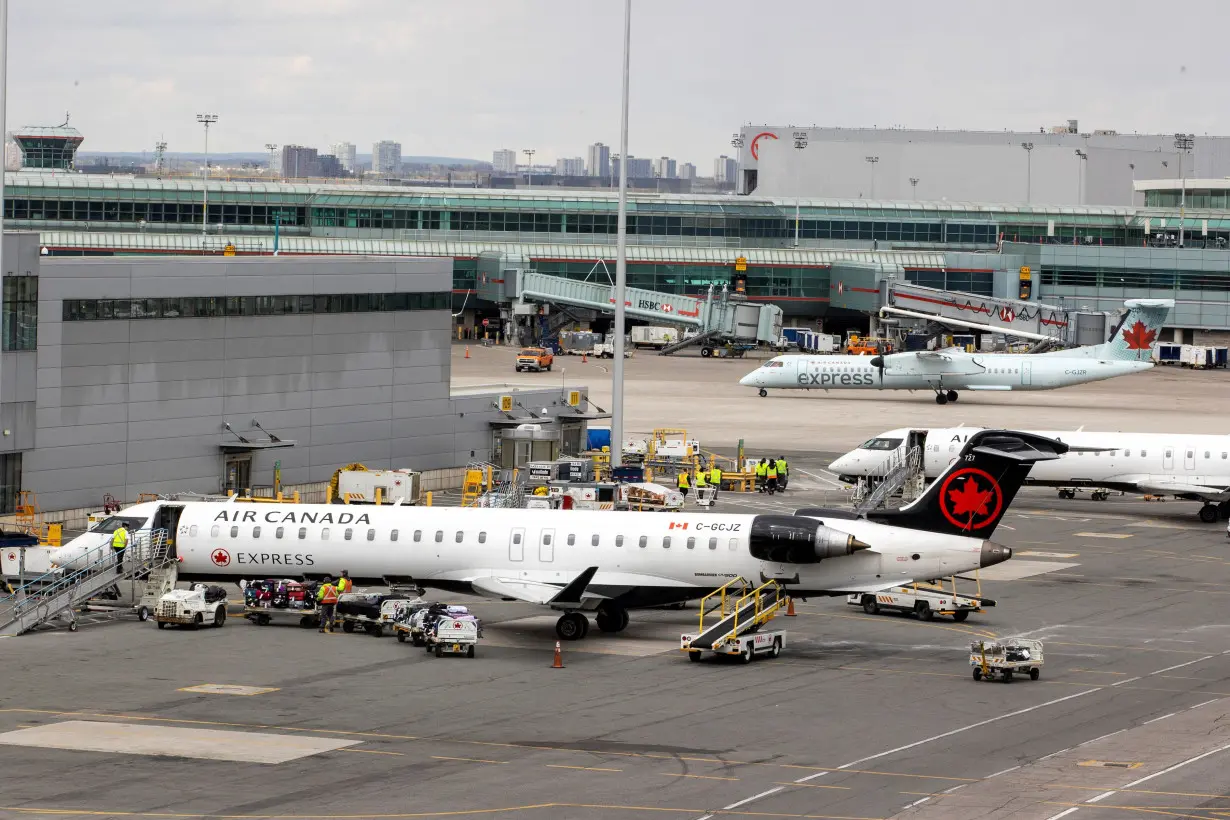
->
[836,579,929,595]
[1134,479,1230,500]
[469,572,608,606]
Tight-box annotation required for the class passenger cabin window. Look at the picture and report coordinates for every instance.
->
[478,532,487,544]
[1165,449,1173,458]
[638,536,647,548]
[366,529,375,541]
[189,525,198,538]
[391,529,399,542]
[567,534,575,546]
[253,526,261,538]
[454,531,463,543]
[434,531,443,543]
[616,535,624,547]
[728,538,737,551]
[344,528,353,541]
[1205,451,1211,459]
[512,532,521,544]
[414,530,422,542]
[687,537,696,549]
[1141,450,1147,457]
[709,537,717,550]
[210,525,220,538]
[322,528,330,540]
[230,526,238,538]
[298,527,307,539]
[543,534,552,545]
[1125,450,1131,457]
[663,536,671,549]
[591,534,599,546]
[275,527,284,539]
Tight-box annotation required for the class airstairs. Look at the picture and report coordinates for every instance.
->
[687,577,786,651]
[658,329,719,356]
[0,529,173,636]
[851,445,924,514]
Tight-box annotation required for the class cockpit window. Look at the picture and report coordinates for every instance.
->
[859,437,903,451]
[763,360,785,368]
[91,516,147,533]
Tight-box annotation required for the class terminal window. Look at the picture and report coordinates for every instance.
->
[62,291,451,321]
[3,276,37,350]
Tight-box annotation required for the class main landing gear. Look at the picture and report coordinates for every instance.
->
[557,605,630,639]
[556,612,589,640]
[934,390,959,405]
[758,388,768,398]
[595,604,629,634]
[1199,503,1220,524]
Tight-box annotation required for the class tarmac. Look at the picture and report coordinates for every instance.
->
[3,349,1230,819]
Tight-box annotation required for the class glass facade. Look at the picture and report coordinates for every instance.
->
[0,452,20,515]
[14,137,81,170]
[3,276,37,350]
[6,199,305,227]
[1040,268,1230,292]
[904,268,994,296]
[62,291,451,321]
[531,261,830,300]
[1146,190,1230,209]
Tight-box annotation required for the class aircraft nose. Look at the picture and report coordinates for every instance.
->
[980,541,1012,568]
[739,371,758,387]
[828,453,853,472]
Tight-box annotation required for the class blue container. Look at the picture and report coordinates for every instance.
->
[587,428,612,451]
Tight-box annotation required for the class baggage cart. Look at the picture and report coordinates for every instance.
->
[694,486,717,508]
[429,618,480,658]
[336,593,418,637]
[970,638,1044,682]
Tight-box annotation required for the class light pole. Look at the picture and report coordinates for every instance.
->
[523,149,535,188]
[1020,142,1033,203]
[864,156,879,198]
[265,143,278,177]
[730,133,744,195]
[0,0,7,381]
[196,113,218,235]
[1174,133,1193,247]
[1128,162,1135,205]
[1074,149,1088,206]
[792,131,807,247]
[909,177,919,200]
[610,0,631,469]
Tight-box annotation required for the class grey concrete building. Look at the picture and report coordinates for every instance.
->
[0,234,589,513]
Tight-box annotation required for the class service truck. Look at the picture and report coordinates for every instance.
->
[630,326,679,350]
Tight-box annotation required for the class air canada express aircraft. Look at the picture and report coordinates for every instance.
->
[739,298,1171,404]
[53,431,1065,640]
[831,426,1230,524]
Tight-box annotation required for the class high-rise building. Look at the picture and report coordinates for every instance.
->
[555,157,586,176]
[281,144,320,178]
[318,154,344,177]
[612,155,652,179]
[329,142,356,173]
[652,157,677,179]
[587,142,610,177]
[372,140,402,174]
[714,155,738,184]
[679,162,696,181]
[492,149,517,174]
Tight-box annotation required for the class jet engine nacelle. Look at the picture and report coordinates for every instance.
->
[749,515,868,564]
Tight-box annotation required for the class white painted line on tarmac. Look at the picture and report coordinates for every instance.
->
[794,771,828,783]
[1142,712,1177,725]
[942,784,968,794]
[986,765,1020,779]
[1190,699,1220,710]
[1110,676,1142,687]
[835,688,1099,770]
[722,788,782,810]
[904,797,931,808]
[1045,807,1082,820]
[1038,747,1073,761]
[1079,729,1125,747]
[1149,655,1215,676]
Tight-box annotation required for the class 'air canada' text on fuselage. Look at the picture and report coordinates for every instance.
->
[212,510,372,525]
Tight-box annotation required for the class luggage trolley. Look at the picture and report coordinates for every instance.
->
[970,638,1044,682]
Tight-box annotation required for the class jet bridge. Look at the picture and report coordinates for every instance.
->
[477,252,782,349]
[882,282,1072,344]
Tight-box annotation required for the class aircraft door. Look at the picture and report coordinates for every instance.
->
[1164,447,1174,470]
[1185,448,1195,471]
[539,529,555,563]
[509,528,525,562]
[152,504,185,560]
[1021,362,1032,386]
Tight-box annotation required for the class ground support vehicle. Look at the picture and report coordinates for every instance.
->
[428,618,480,658]
[515,347,553,372]
[1056,487,1120,501]
[155,585,228,629]
[681,578,787,663]
[336,593,418,637]
[971,639,1044,682]
[699,343,753,359]
[850,579,991,622]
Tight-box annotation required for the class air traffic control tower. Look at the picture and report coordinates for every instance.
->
[11,124,83,170]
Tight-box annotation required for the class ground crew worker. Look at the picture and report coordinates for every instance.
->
[694,470,708,490]
[775,456,789,492]
[677,470,690,498]
[110,523,129,576]
[317,576,339,633]
[766,459,779,495]
[755,459,769,493]
[709,464,722,497]
[336,570,352,595]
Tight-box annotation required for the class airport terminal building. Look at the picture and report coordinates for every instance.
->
[0,233,590,513]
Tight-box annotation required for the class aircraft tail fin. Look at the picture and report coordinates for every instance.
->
[1091,299,1173,361]
[865,431,1068,539]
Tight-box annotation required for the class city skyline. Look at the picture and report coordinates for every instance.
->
[9,1,1230,163]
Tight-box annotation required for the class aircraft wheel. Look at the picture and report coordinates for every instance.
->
[946,390,958,402]
[934,393,948,405]
[758,388,767,397]
[596,605,628,633]
[556,612,589,641]
[1200,504,1220,524]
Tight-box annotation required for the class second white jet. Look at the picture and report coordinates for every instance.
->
[739,298,1171,404]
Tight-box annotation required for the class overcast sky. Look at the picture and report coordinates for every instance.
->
[8,0,1228,163]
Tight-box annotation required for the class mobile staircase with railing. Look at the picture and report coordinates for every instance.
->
[850,445,924,513]
[681,577,789,663]
[0,529,173,636]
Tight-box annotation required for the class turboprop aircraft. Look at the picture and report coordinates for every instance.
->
[739,298,1171,404]
[52,431,1065,640]
[831,426,1230,523]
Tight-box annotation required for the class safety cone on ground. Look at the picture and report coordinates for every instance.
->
[551,640,564,668]
[464,345,470,359]
[785,597,797,617]
[581,352,588,363]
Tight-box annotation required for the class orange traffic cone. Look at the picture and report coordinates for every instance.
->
[551,640,564,669]
[464,346,470,359]
[581,352,588,363]
[785,597,797,617]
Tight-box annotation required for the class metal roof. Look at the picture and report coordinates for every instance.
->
[35,231,952,268]
[9,126,83,140]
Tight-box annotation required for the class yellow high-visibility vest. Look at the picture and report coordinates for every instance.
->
[111,528,129,550]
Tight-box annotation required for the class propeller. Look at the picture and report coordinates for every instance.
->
[869,341,887,388]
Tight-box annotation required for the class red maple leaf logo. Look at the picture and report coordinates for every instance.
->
[1121,320,1156,351]
[211,549,231,567]
[948,478,993,520]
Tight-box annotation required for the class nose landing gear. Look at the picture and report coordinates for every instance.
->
[758,388,768,398]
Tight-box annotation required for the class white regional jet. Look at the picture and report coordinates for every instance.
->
[831,427,1230,523]
[739,298,1172,404]
[52,431,1065,640]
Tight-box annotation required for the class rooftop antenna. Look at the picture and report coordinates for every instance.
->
[58,111,70,128]
[153,136,167,176]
